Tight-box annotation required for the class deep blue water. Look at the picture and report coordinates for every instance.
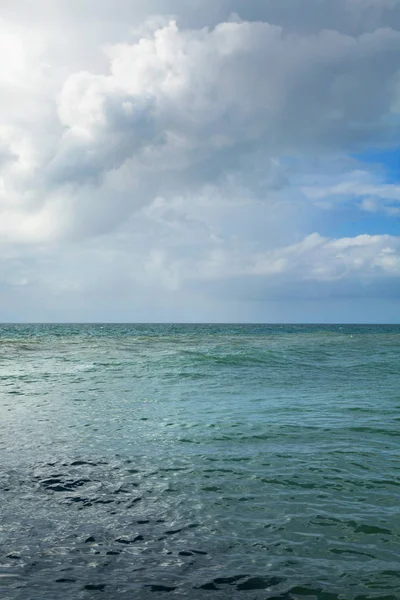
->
[0,324,399,599]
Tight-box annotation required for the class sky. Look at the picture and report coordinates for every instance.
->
[1,0,400,323]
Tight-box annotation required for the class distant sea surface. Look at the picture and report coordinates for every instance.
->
[0,323,399,600]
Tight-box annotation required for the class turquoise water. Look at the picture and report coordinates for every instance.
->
[0,323,399,599]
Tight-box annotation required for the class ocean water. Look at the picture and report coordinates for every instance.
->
[0,323,399,600]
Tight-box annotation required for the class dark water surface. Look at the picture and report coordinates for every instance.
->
[0,323,399,599]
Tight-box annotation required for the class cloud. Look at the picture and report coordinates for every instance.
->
[1,1,400,321]
[56,19,400,173]
[302,168,400,214]
[147,229,400,290]
[3,17,399,242]
[2,224,399,323]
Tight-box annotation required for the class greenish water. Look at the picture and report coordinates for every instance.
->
[0,323,399,599]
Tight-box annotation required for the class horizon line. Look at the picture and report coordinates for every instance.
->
[1,322,399,326]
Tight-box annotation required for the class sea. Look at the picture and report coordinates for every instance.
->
[0,323,399,600]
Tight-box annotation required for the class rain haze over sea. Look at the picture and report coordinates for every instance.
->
[1,323,399,599]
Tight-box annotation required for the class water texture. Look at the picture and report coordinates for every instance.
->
[0,323,399,599]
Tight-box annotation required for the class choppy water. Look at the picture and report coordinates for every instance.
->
[0,323,399,600]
